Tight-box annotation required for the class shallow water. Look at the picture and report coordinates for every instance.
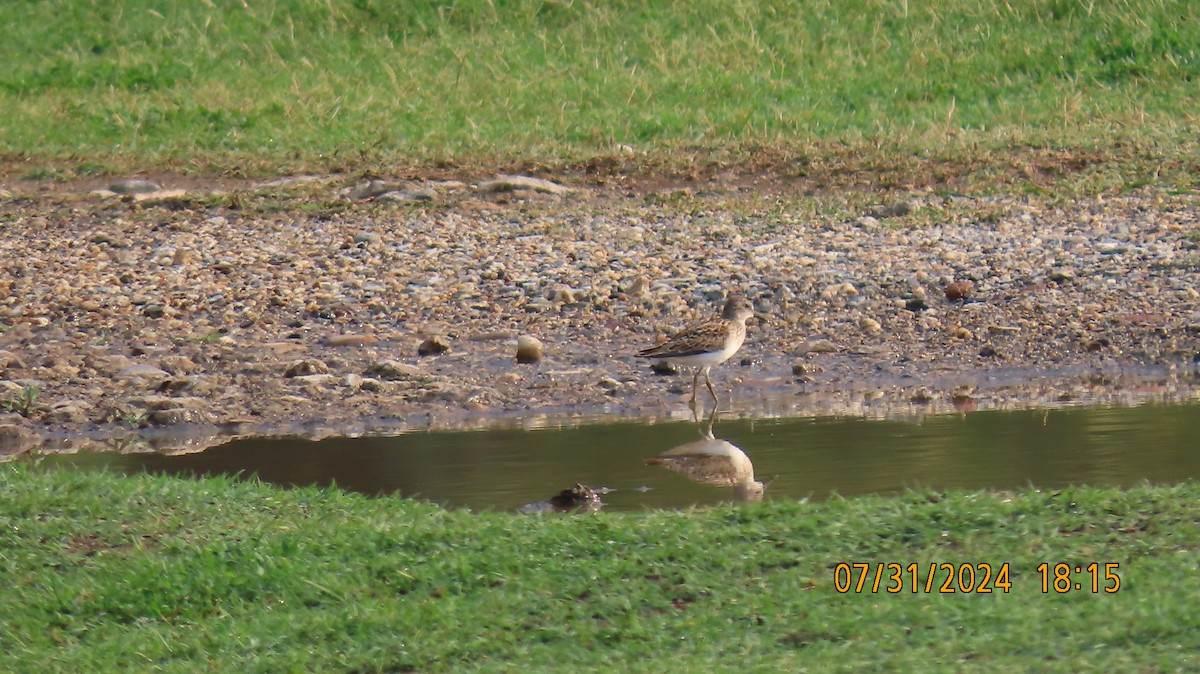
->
[41,402,1200,511]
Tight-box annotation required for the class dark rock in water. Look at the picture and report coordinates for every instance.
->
[905,298,928,312]
[650,360,677,375]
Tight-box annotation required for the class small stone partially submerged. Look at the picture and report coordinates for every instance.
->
[515,335,544,363]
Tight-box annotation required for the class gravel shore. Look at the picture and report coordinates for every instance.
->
[2,173,1198,455]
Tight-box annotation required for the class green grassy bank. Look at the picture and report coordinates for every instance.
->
[2,464,1198,672]
[2,0,1199,177]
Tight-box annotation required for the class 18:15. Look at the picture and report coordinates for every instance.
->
[1036,562,1121,593]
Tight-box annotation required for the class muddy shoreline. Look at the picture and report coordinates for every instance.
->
[2,173,1199,457]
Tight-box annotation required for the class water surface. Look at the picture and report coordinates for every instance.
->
[41,403,1200,511]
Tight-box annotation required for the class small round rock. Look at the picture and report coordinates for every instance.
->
[284,359,329,377]
[944,280,974,301]
[515,335,544,363]
[417,335,451,356]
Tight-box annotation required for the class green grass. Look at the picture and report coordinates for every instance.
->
[2,0,1200,177]
[3,464,1198,672]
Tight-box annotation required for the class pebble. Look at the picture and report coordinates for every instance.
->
[944,280,974,301]
[1049,267,1077,282]
[284,360,329,377]
[515,335,544,363]
[858,317,883,334]
[50,402,90,424]
[821,282,858,299]
[649,360,677,375]
[159,356,202,375]
[364,360,422,381]
[597,376,622,391]
[292,373,338,388]
[418,335,451,356]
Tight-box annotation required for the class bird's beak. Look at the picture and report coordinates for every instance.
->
[753,311,771,322]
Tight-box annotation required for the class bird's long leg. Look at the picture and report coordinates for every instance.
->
[689,370,701,410]
[704,368,719,408]
[703,400,717,439]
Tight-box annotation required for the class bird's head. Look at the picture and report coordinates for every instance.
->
[721,295,756,322]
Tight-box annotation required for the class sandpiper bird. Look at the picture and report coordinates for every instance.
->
[638,295,755,408]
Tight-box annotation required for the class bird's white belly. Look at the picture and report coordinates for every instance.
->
[662,343,739,368]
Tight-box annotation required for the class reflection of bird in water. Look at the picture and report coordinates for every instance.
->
[646,437,764,503]
[638,296,755,409]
